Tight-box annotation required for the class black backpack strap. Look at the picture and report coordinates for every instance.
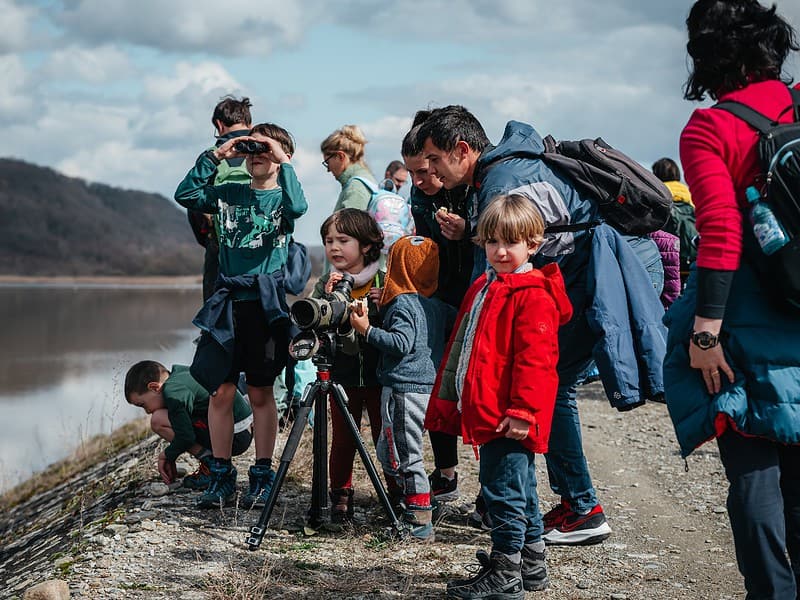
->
[791,88,800,122]
[713,100,775,134]
[545,221,601,234]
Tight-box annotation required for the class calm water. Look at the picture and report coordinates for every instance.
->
[0,284,202,492]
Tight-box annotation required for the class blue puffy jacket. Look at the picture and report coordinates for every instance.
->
[587,224,667,410]
[663,264,800,458]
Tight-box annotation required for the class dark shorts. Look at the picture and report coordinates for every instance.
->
[192,416,252,457]
[224,300,290,388]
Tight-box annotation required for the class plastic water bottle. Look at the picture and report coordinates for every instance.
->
[746,186,788,255]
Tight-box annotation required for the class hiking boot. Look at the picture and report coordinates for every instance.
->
[402,504,435,542]
[542,499,571,532]
[542,503,612,545]
[446,550,524,599]
[242,464,276,509]
[330,487,354,523]
[196,461,237,509]
[467,491,493,531]
[182,455,213,490]
[521,544,549,591]
[429,469,460,502]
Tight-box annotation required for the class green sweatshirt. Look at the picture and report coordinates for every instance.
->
[333,163,376,212]
[161,365,252,461]
[175,152,309,298]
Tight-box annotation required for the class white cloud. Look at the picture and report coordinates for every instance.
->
[0,55,31,118]
[0,0,37,54]
[40,45,134,84]
[54,0,326,55]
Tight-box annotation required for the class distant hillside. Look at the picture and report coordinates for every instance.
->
[0,158,203,276]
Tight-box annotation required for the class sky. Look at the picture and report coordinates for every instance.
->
[3,0,800,245]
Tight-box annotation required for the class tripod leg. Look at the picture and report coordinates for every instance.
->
[246,381,317,550]
[308,380,330,527]
[329,383,406,537]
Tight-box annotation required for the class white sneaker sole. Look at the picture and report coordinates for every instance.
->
[543,521,612,546]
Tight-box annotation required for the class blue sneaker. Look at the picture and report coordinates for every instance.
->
[196,461,237,509]
[182,455,213,490]
[242,464,276,508]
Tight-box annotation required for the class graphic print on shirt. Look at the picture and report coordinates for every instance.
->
[217,200,284,250]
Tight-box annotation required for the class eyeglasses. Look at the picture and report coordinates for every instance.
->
[322,152,338,168]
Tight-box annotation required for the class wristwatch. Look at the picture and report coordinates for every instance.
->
[691,330,720,350]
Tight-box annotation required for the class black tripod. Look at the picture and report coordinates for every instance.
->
[246,333,406,550]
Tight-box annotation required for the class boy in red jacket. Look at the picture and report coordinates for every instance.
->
[427,194,572,599]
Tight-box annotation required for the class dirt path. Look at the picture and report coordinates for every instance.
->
[1,383,746,599]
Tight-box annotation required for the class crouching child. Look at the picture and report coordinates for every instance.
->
[349,235,453,541]
[124,361,253,489]
[425,194,573,598]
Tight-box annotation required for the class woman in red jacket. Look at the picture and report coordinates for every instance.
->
[671,1,800,597]
[427,194,572,598]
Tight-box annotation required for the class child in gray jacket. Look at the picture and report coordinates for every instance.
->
[350,235,453,541]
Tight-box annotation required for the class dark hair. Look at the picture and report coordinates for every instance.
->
[212,96,253,128]
[684,0,798,101]
[385,160,406,176]
[250,123,295,155]
[652,158,682,182]
[124,360,168,401]
[415,105,490,153]
[320,209,384,266]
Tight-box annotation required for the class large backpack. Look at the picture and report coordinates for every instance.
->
[713,87,800,311]
[351,176,415,253]
[540,136,672,236]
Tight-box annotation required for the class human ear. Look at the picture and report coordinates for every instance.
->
[528,241,540,256]
[148,381,163,393]
[455,140,472,159]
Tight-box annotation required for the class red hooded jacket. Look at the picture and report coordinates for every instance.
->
[424,263,572,454]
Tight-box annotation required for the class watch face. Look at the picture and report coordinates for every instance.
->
[693,331,717,349]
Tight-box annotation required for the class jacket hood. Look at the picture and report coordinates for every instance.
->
[381,235,439,306]
[664,181,694,207]
[497,263,572,326]
[477,121,545,173]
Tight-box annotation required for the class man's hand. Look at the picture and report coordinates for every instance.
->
[157,451,177,484]
[435,209,467,241]
[496,416,530,440]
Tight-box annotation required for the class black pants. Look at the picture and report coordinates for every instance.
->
[717,430,800,599]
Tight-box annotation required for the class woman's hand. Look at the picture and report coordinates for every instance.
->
[689,317,735,394]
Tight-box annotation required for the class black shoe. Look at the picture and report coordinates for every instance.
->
[330,488,354,523]
[446,550,524,599]
[521,545,549,591]
[429,469,460,502]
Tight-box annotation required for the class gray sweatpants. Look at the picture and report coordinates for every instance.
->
[377,387,430,501]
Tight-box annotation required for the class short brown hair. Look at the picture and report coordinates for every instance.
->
[250,123,295,155]
[124,360,168,401]
[320,209,384,266]
[474,194,545,247]
[212,96,252,128]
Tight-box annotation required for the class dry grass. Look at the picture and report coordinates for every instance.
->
[0,417,151,510]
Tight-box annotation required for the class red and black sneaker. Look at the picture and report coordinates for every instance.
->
[542,503,612,546]
[542,499,571,533]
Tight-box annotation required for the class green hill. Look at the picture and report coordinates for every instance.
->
[0,157,203,276]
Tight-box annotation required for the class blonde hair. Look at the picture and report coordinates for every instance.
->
[320,124,368,164]
[474,194,545,247]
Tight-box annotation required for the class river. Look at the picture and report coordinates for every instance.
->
[0,283,202,493]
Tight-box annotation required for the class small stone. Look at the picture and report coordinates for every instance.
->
[104,524,129,537]
[23,579,70,600]
[610,594,628,600]
[576,580,592,589]
[713,507,727,514]
[149,482,170,497]
[140,520,156,531]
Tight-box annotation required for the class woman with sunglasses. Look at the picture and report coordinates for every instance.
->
[321,124,377,213]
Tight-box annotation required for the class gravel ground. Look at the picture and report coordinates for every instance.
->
[1,381,743,599]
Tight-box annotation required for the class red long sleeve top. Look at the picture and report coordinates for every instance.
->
[679,79,800,271]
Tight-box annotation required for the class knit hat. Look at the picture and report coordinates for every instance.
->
[380,236,439,307]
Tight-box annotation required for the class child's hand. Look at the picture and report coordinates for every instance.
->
[157,451,177,484]
[496,416,530,440]
[350,307,370,335]
[260,136,291,164]
[368,286,383,304]
[434,210,467,241]
[215,137,246,160]
[325,272,343,294]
